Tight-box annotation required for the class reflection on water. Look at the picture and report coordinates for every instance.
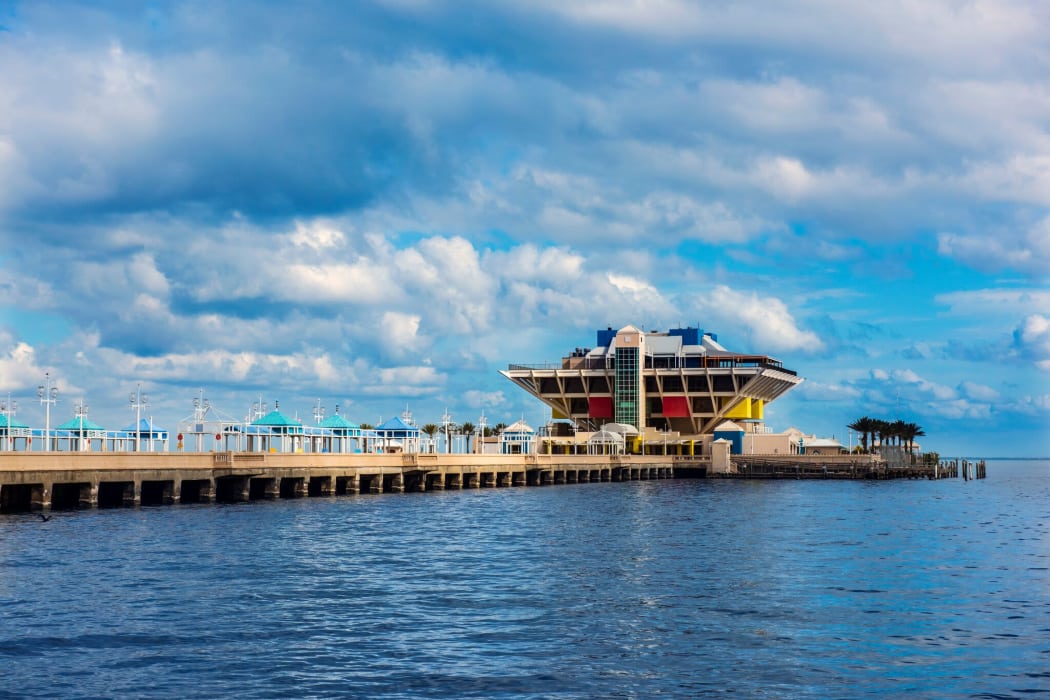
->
[1,461,1048,698]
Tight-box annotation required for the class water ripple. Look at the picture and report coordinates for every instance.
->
[1,462,1047,698]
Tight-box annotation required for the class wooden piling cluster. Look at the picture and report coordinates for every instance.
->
[948,458,987,480]
[0,452,677,514]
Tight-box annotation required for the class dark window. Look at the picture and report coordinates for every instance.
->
[539,378,559,394]
[563,377,585,394]
[644,376,658,393]
[692,397,715,414]
[712,375,735,393]
[687,375,709,392]
[588,376,611,393]
[662,376,684,393]
[570,398,588,414]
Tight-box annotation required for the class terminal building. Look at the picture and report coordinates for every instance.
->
[501,325,803,450]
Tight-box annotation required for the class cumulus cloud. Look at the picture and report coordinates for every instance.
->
[1013,314,1050,370]
[938,216,1050,276]
[700,286,824,353]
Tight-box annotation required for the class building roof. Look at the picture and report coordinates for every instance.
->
[502,419,534,434]
[646,335,683,354]
[588,429,624,444]
[319,414,360,430]
[601,422,639,435]
[252,410,302,428]
[0,415,29,429]
[375,416,419,433]
[714,420,745,433]
[804,437,843,448]
[121,418,167,433]
[56,417,105,432]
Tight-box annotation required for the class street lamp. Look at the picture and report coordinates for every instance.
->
[441,408,453,454]
[74,399,89,451]
[193,391,211,451]
[130,383,149,452]
[478,411,487,455]
[38,372,58,452]
[0,395,16,451]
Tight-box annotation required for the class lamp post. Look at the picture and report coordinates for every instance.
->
[1,394,16,452]
[130,383,148,452]
[38,372,58,452]
[477,412,487,455]
[313,399,325,453]
[441,408,453,454]
[193,392,211,451]
[74,399,89,451]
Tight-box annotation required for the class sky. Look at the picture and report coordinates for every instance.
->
[0,0,1047,457]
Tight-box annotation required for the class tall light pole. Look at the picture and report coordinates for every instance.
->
[478,411,487,455]
[441,408,453,454]
[0,395,16,452]
[193,391,211,451]
[74,399,89,451]
[38,373,58,452]
[130,383,149,452]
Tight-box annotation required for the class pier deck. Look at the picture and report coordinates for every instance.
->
[0,452,981,514]
[0,452,678,512]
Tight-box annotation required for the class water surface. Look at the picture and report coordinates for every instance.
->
[1,460,1047,698]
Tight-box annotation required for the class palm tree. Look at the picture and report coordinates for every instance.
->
[903,422,925,456]
[873,419,893,453]
[460,422,476,453]
[848,416,877,453]
[359,423,374,430]
[421,423,438,453]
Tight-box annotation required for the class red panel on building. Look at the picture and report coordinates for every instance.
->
[662,395,690,417]
[588,396,614,418]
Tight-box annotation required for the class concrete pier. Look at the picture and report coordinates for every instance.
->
[0,450,958,515]
[0,452,680,513]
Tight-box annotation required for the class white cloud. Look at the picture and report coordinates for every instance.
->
[289,219,347,251]
[1014,314,1050,370]
[0,339,45,391]
[461,389,507,409]
[282,262,399,304]
[958,381,1000,402]
[701,286,824,352]
[935,288,1050,316]
[379,311,423,358]
[890,368,957,401]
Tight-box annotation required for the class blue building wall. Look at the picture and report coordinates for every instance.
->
[713,429,744,455]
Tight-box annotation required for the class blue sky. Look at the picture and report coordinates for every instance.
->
[0,1,1047,456]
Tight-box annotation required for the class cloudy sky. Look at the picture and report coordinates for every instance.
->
[0,1,1047,456]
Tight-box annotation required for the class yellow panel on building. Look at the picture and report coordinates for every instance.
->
[552,409,568,420]
[753,399,764,420]
[724,397,752,420]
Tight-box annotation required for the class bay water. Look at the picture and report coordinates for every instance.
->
[1,460,1047,698]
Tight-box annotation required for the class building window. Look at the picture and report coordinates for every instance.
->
[615,346,639,428]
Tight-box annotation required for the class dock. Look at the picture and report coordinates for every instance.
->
[0,452,678,513]
[0,451,985,514]
[714,455,980,480]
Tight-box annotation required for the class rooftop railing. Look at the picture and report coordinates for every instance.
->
[508,355,796,376]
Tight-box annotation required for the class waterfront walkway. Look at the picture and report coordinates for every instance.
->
[0,452,981,514]
[0,452,678,512]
